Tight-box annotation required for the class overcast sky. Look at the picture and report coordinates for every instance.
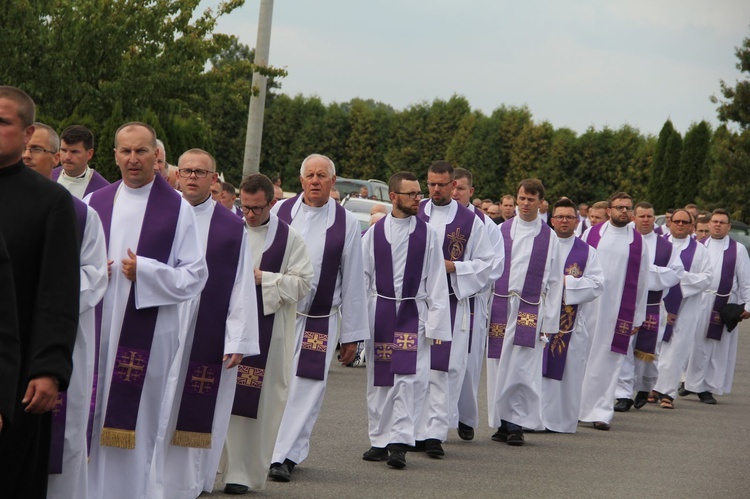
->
[207,0,750,136]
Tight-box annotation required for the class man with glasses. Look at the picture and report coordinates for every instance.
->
[24,122,108,499]
[269,154,368,482]
[451,168,503,442]
[614,202,683,412]
[414,161,493,457]
[52,125,110,198]
[222,173,312,494]
[682,209,750,405]
[151,149,257,498]
[541,198,604,433]
[360,172,451,469]
[578,192,650,431]
[652,209,712,409]
[487,179,563,446]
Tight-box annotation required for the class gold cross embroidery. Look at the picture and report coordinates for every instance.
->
[447,228,467,261]
[117,351,145,382]
[191,365,216,394]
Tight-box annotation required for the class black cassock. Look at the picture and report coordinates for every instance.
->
[0,160,80,498]
[0,230,20,427]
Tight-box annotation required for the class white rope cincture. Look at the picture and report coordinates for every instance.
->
[707,289,731,298]
[492,291,544,306]
[296,307,339,319]
[371,294,428,324]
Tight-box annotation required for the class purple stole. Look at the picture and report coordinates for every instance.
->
[586,222,643,355]
[467,206,486,353]
[278,196,347,380]
[488,219,551,359]
[48,198,89,473]
[170,205,244,448]
[52,166,110,197]
[232,219,290,418]
[234,205,243,218]
[417,202,475,372]
[372,217,426,386]
[88,175,181,449]
[542,237,588,380]
[705,237,738,340]
[654,225,664,236]
[634,235,673,360]
[662,238,698,343]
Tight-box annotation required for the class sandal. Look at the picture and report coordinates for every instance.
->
[660,397,674,409]
[648,390,659,403]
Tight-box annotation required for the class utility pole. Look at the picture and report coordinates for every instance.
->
[242,0,274,178]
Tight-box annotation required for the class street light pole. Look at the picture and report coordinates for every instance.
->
[242,0,274,178]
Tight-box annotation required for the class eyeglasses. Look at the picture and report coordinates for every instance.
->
[178,168,214,178]
[710,220,730,225]
[394,191,424,199]
[610,205,633,212]
[671,219,692,225]
[24,146,56,155]
[426,182,452,188]
[552,215,577,221]
[240,203,269,215]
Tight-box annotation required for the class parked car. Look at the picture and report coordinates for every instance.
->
[335,177,389,202]
[341,196,392,231]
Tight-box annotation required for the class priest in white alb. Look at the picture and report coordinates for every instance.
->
[85,123,208,499]
[150,149,258,498]
[360,172,451,469]
[578,192,650,431]
[486,179,563,446]
[268,154,368,482]
[222,173,313,494]
[540,198,604,434]
[652,209,712,408]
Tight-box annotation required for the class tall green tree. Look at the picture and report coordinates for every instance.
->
[677,121,712,207]
[700,125,750,221]
[648,120,676,210]
[711,30,750,129]
[659,130,683,210]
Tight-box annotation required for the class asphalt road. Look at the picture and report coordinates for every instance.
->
[207,322,750,498]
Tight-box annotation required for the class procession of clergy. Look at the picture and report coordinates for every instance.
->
[2,86,749,499]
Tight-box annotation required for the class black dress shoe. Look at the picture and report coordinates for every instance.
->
[592,421,611,431]
[224,483,249,495]
[387,449,407,469]
[506,431,524,446]
[457,421,474,441]
[633,391,649,409]
[491,427,508,442]
[268,460,294,482]
[424,438,444,458]
[698,392,717,405]
[678,382,694,397]
[614,398,633,412]
[362,446,388,461]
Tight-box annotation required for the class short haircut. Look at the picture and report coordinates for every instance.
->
[114,122,157,148]
[240,173,275,203]
[61,125,94,150]
[0,86,35,126]
[299,153,336,176]
[696,214,711,225]
[453,167,473,186]
[670,208,694,223]
[665,208,675,215]
[553,198,577,215]
[634,201,654,212]
[428,160,454,178]
[221,181,236,195]
[684,203,699,211]
[607,192,633,207]
[156,139,165,152]
[388,171,418,193]
[482,198,492,204]
[32,122,60,152]
[591,201,609,211]
[517,178,545,200]
[711,208,731,223]
[178,148,216,170]
[501,194,515,204]
[578,202,589,209]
